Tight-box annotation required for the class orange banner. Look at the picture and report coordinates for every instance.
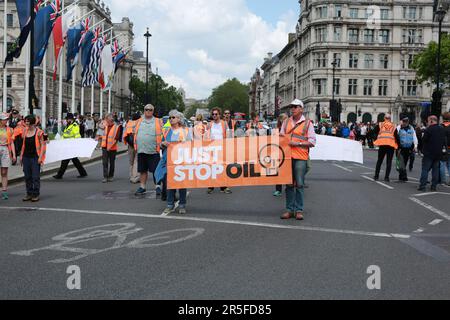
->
[167,136,292,189]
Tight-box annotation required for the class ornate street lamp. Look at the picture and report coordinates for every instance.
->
[144,28,152,105]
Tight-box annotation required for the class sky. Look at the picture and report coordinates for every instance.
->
[105,0,299,99]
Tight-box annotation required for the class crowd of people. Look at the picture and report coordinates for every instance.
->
[0,102,449,221]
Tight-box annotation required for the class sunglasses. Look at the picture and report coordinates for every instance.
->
[145,109,154,112]
[169,117,177,119]
[212,113,219,116]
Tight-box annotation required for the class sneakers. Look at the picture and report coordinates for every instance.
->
[207,188,214,194]
[417,186,426,192]
[179,207,187,214]
[23,195,32,202]
[156,185,162,196]
[53,175,63,180]
[31,196,40,202]
[384,177,390,183]
[107,177,114,182]
[163,207,175,215]
[295,212,304,220]
[102,178,108,183]
[373,176,379,181]
[135,187,146,196]
[1,192,8,200]
[77,174,88,179]
[280,212,294,220]
[221,188,232,194]
[273,191,282,197]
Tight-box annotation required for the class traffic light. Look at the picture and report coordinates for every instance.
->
[330,100,338,122]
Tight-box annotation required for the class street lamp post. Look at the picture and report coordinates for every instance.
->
[257,86,262,118]
[127,59,135,116]
[433,5,447,118]
[331,60,337,102]
[144,28,152,105]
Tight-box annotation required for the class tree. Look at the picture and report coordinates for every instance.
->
[208,78,249,114]
[412,34,450,87]
[184,102,204,119]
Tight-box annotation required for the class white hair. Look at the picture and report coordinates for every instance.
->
[169,110,185,124]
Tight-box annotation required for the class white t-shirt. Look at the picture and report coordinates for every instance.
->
[360,126,367,136]
[210,122,224,141]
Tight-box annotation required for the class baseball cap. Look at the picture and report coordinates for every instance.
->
[289,99,304,108]
[0,113,8,120]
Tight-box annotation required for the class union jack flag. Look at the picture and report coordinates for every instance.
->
[34,0,43,13]
[49,0,61,21]
[112,40,120,58]
[78,16,91,47]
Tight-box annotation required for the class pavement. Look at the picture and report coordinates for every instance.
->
[0,149,449,299]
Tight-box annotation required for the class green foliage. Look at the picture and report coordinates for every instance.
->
[412,34,450,86]
[184,102,205,119]
[208,78,249,114]
[129,75,185,117]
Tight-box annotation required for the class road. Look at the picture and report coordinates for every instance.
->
[0,149,449,299]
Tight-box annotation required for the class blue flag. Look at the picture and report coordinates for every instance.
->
[66,25,83,81]
[4,0,34,66]
[114,51,127,73]
[80,30,95,87]
[33,4,57,66]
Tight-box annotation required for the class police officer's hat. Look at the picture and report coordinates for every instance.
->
[66,113,75,120]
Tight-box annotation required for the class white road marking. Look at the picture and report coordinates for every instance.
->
[414,228,425,233]
[332,164,353,172]
[429,219,443,226]
[354,164,374,170]
[361,176,395,190]
[413,192,450,197]
[0,206,411,239]
[409,197,450,221]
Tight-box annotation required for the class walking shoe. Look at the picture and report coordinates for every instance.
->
[162,207,175,215]
[373,176,379,181]
[22,195,32,202]
[384,177,390,182]
[207,188,214,194]
[179,207,186,215]
[77,174,88,179]
[431,186,437,192]
[273,191,282,197]
[102,178,108,183]
[53,175,62,180]
[1,192,8,200]
[156,185,162,196]
[417,186,426,192]
[31,196,40,202]
[280,212,294,220]
[222,188,232,194]
[295,212,304,220]
[135,187,146,196]
[107,178,114,182]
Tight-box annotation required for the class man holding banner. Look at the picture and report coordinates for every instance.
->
[280,99,316,221]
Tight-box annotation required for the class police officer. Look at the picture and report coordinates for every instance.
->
[53,113,88,179]
[396,117,418,182]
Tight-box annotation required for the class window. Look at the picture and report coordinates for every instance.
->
[313,52,328,68]
[334,27,342,41]
[364,29,375,43]
[381,9,389,20]
[364,79,373,96]
[7,14,13,28]
[348,28,359,43]
[317,6,328,19]
[314,79,327,95]
[6,75,12,88]
[364,54,374,68]
[379,80,388,96]
[316,27,327,42]
[419,7,423,20]
[379,54,389,69]
[400,80,405,96]
[333,53,341,68]
[408,7,417,19]
[348,79,358,95]
[333,79,340,96]
[379,30,390,44]
[349,53,358,68]
[349,8,358,19]
[407,80,417,96]
[408,54,415,69]
[335,5,342,18]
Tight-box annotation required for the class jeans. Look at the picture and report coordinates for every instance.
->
[375,146,395,179]
[440,159,450,184]
[398,147,413,181]
[23,156,40,196]
[167,189,187,208]
[57,158,87,177]
[286,159,307,213]
[102,149,117,179]
[419,156,440,189]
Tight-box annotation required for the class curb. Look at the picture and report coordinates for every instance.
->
[9,148,128,185]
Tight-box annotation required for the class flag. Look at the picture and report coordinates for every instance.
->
[65,24,83,81]
[113,49,128,73]
[4,0,34,67]
[52,15,64,80]
[99,44,114,91]
[82,27,104,87]
[33,1,59,66]
[80,30,94,87]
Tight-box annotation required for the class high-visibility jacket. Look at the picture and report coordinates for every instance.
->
[443,122,450,148]
[193,122,206,140]
[374,121,398,149]
[205,120,227,140]
[62,123,81,139]
[133,117,162,153]
[246,121,263,130]
[102,124,121,151]
[123,120,136,145]
[13,121,25,139]
[285,117,312,160]
[0,127,14,156]
[21,127,47,164]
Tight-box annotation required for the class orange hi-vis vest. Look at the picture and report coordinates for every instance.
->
[246,121,263,130]
[123,120,136,144]
[13,121,25,139]
[374,121,398,150]
[285,117,311,160]
[133,117,162,153]
[193,122,206,140]
[444,122,450,147]
[21,127,47,163]
[102,124,120,151]
[205,120,227,140]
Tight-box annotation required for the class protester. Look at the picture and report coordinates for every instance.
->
[223,109,236,138]
[280,99,316,221]
[160,110,192,215]
[193,114,206,140]
[133,104,164,198]
[85,114,95,138]
[53,113,88,180]
[246,111,263,136]
[373,114,399,182]
[396,117,418,182]
[13,114,26,160]
[440,112,450,186]
[274,113,288,197]
[101,114,123,183]
[0,113,16,200]
[205,107,231,194]
[123,113,141,184]
[21,115,46,202]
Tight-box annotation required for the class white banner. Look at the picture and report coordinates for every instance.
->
[310,135,364,164]
[45,139,98,164]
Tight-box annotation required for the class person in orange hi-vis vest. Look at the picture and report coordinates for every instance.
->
[280,99,316,221]
[223,109,236,138]
[123,113,141,183]
[101,114,123,183]
[193,114,206,140]
[373,114,400,182]
[246,111,264,136]
[205,107,232,195]
[0,113,17,200]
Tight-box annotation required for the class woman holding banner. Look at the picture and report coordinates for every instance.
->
[160,110,192,215]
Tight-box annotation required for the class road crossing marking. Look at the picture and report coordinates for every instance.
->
[409,197,450,221]
[429,219,443,226]
[414,228,425,233]
[361,176,395,190]
[332,164,353,172]
[0,206,411,240]
[413,192,450,197]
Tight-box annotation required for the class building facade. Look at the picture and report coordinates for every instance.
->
[0,0,134,117]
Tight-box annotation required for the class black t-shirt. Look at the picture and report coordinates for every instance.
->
[23,134,37,158]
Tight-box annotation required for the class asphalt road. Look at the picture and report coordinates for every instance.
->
[0,149,449,299]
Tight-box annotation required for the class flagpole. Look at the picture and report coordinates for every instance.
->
[99,21,104,119]
[71,63,75,113]
[24,38,30,116]
[29,0,35,115]
[42,52,47,131]
[57,0,65,134]
[108,29,113,114]
[90,15,95,117]
[2,0,7,112]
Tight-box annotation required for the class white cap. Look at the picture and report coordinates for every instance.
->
[290,99,304,107]
[0,113,8,120]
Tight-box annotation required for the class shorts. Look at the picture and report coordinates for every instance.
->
[0,146,11,168]
[137,153,160,174]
